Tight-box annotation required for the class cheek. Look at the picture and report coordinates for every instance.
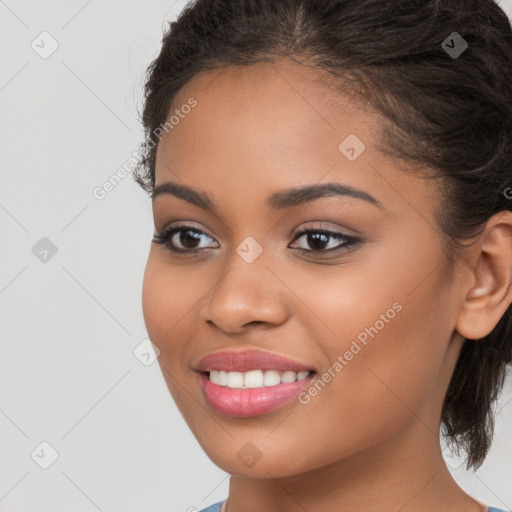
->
[295,250,452,418]
[141,252,203,344]
[141,253,202,412]
[270,276,452,473]
[141,257,169,343]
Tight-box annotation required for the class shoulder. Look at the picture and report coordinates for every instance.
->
[194,503,511,512]
[197,500,225,512]
[195,503,510,512]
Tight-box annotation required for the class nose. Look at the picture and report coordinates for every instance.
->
[199,253,289,334]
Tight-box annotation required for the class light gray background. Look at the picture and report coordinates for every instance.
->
[1,1,512,511]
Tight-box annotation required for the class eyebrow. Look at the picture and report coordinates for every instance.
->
[151,180,383,211]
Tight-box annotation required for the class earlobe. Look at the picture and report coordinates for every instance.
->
[455,211,512,341]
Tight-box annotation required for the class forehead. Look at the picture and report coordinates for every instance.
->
[173,57,369,115]
[170,59,375,141]
[154,58,437,221]
[159,60,376,169]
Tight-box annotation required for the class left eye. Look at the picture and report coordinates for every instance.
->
[152,225,359,255]
[289,228,359,253]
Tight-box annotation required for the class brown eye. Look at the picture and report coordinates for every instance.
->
[152,224,360,256]
[289,229,359,254]
[152,225,219,253]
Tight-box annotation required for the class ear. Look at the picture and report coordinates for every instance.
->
[456,210,512,340]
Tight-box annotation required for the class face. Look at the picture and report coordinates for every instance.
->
[142,58,465,478]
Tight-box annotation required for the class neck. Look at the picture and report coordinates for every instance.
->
[225,419,486,512]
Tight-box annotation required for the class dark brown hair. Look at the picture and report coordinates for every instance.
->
[134,0,512,470]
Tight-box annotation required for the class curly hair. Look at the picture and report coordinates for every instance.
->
[133,0,512,471]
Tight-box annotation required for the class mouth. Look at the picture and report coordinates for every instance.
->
[200,369,316,388]
[197,369,317,417]
[193,348,318,416]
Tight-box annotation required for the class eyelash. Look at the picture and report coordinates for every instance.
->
[152,224,360,256]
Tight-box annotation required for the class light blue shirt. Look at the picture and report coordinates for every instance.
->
[198,501,224,511]
[198,500,509,512]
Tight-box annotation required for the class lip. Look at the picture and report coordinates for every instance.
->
[197,371,316,417]
[194,348,315,373]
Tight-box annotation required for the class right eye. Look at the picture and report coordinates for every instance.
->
[152,225,220,254]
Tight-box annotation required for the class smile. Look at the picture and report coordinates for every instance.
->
[198,370,317,417]
[207,369,313,388]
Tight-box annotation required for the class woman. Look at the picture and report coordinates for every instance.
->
[133,0,512,510]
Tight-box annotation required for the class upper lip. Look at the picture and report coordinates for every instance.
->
[194,349,315,373]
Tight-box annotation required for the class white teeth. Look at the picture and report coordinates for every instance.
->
[297,371,310,381]
[208,369,312,388]
[226,371,244,388]
[263,370,281,386]
[281,370,297,383]
[210,370,227,386]
[244,370,264,388]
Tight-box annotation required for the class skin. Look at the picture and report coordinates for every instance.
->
[141,58,512,512]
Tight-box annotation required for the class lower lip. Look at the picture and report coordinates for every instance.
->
[198,372,316,417]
